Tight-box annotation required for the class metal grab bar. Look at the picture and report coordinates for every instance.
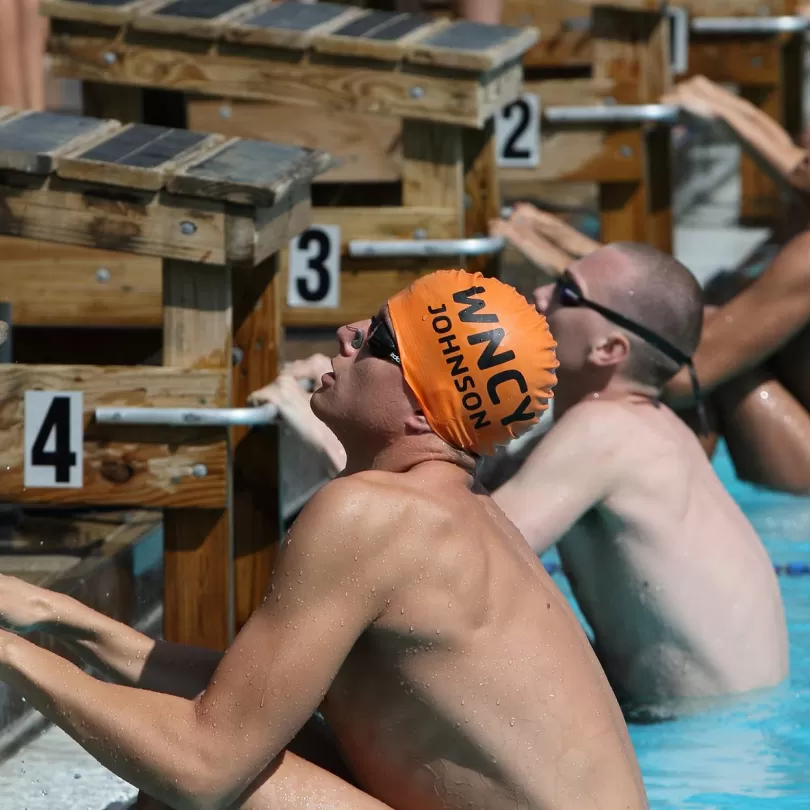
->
[691,16,809,34]
[348,236,505,259]
[95,406,279,427]
[543,104,680,125]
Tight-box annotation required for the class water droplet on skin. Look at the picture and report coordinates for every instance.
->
[496,699,500,706]
[510,718,516,727]
[409,626,414,633]
[448,602,452,608]
[340,620,345,627]
[436,629,440,635]
[400,608,405,614]
[461,699,465,705]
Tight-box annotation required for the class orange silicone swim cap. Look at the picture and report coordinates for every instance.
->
[388,269,558,456]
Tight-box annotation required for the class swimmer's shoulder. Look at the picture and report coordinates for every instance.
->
[556,398,679,462]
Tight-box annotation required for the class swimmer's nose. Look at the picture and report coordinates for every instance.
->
[336,321,370,357]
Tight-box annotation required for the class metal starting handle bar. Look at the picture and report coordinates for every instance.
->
[691,16,809,34]
[543,104,681,125]
[348,236,505,259]
[95,381,316,427]
[565,14,808,35]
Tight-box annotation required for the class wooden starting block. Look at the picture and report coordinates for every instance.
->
[0,107,329,649]
[503,0,806,225]
[40,0,537,341]
[497,2,677,253]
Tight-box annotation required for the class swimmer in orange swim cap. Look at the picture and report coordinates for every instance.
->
[387,269,559,455]
[308,269,558,462]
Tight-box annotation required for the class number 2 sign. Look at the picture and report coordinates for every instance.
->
[288,226,341,309]
[496,94,541,169]
[24,391,83,488]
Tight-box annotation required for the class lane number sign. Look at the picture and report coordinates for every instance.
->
[288,225,341,308]
[496,94,541,169]
[24,391,83,488]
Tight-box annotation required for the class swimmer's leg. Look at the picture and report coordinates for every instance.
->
[714,364,810,493]
[135,750,392,810]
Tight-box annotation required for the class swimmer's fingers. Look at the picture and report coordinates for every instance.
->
[492,219,570,275]
[509,204,601,257]
[662,79,721,119]
[282,353,332,384]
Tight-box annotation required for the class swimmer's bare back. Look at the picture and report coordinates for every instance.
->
[303,464,647,810]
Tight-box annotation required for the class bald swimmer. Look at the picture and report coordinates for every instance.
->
[489,211,788,712]
[0,270,647,810]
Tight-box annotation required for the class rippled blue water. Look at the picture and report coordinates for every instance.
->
[544,441,810,808]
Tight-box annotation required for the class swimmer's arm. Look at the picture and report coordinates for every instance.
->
[0,479,391,809]
[666,79,805,188]
[665,230,810,405]
[492,407,615,555]
[41,592,222,697]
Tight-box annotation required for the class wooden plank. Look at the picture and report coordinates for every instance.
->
[224,2,363,50]
[162,259,233,650]
[282,263,437,327]
[132,0,269,40]
[313,10,446,62]
[167,138,332,205]
[49,27,523,127]
[676,0,786,14]
[56,124,225,191]
[501,0,591,68]
[41,0,166,26]
[464,119,499,276]
[0,364,227,507]
[687,37,782,86]
[0,236,161,326]
[0,176,229,264]
[405,20,539,72]
[592,6,672,251]
[186,98,403,184]
[0,111,120,174]
[231,255,282,633]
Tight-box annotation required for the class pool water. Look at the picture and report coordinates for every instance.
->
[543,440,810,808]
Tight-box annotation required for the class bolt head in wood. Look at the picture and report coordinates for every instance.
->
[96,268,111,283]
[180,221,197,235]
[410,86,425,99]
[102,52,117,65]
[192,464,208,479]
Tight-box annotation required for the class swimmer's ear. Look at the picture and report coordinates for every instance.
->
[588,333,630,369]
[404,411,433,436]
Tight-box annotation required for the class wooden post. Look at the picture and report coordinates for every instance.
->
[463,119,501,276]
[739,83,782,223]
[162,261,233,650]
[592,5,672,252]
[231,258,283,634]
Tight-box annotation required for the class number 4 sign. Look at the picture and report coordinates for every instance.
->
[24,391,83,488]
[288,225,341,309]
[496,94,541,169]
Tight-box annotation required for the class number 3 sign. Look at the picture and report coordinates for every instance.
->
[288,225,341,309]
[24,391,84,488]
[496,94,541,169]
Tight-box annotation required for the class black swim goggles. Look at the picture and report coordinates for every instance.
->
[555,271,709,435]
[352,315,401,366]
